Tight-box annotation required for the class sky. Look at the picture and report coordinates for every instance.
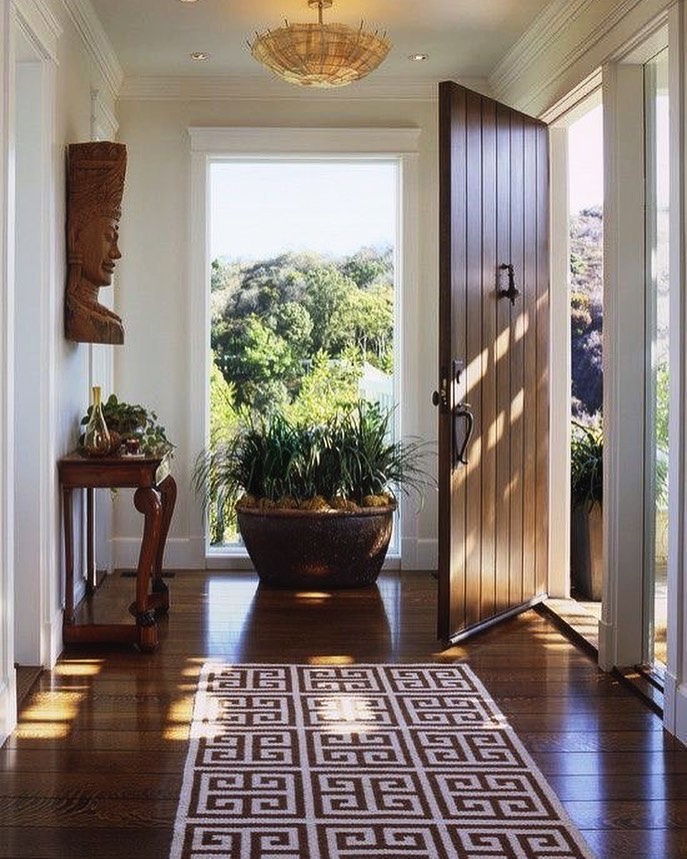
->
[211,161,397,261]
[568,103,604,214]
[209,112,612,258]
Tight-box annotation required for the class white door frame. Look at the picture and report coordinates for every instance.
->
[187,127,422,570]
[0,0,60,743]
[544,77,602,600]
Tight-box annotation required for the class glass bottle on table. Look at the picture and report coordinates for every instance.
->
[83,385,111,456]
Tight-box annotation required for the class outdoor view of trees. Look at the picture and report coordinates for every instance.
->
[570,205,603,420]
[208,245,395,542]
[210,245,394,418]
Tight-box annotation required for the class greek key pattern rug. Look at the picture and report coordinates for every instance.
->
[170,663,594,859]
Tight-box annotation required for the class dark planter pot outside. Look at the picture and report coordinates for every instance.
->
[570,503,603,601]
[237,504,395,589]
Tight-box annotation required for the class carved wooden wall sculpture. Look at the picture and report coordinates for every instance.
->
[65,142,127,344]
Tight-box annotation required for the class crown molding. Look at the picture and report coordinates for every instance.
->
[12,0,62,64]
[489,0,593,100]
[118,74,459,102]
[61,0,123,99]
[489,0,651,111]
[187,126,422,155]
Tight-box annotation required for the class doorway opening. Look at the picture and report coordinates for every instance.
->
[206,159,399,553]
[644,46,670,670]
[567,101,604,609]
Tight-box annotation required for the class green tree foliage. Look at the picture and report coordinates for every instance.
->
[286,349,362,425]
[341,245,393,288]
[570,206,603,418]
[210,247,395,426]
[208,359,239,543]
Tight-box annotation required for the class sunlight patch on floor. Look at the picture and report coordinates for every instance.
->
[53,659,104,677]
[16,690,85,739]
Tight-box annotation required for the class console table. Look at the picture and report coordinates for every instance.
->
[58,452,177,652]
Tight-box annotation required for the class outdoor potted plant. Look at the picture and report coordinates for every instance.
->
[570,420,603,600]
[193,400,431,588]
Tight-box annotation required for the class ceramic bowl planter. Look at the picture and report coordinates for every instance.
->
[570,421,603,599]
[194,400,431,590]
[237,503,396,589]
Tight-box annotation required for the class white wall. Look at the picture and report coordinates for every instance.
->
[113,95,444,570]
[0,0,120,742]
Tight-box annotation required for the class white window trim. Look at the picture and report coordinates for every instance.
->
[187,127,421,570]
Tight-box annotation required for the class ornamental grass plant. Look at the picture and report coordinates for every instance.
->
[193,400,432,525]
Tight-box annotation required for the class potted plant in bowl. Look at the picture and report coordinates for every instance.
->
[193,400,432,588]
[80,393,174,457]
[570,419,603,600]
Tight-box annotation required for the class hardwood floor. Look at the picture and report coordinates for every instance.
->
[1,570,686,858]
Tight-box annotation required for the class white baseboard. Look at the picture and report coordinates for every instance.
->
[414,538,438,572]
[664,670,678,735]
[0,678,17,748]
[73,575,86,608]
[113,537,205,570]
[597,616,615,672]
[45,608,63,668]
[205,553,255,571]
[663,671,687,745]
[114,535,437,572]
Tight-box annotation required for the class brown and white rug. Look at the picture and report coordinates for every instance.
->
[170,663,594,859]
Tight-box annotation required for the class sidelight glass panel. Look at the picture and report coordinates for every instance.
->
[568,102,603,604]
[644,48,669,668]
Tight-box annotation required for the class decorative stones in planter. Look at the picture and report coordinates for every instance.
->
[237,503,396,589]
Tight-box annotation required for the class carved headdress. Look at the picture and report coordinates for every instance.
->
[67,142,127,260]
[65,141,127,344]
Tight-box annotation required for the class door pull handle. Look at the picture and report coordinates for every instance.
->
[453,403,474,466]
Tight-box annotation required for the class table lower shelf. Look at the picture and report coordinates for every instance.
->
[63,577,170,652]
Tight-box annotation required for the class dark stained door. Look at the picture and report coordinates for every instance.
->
[437,82,549,643]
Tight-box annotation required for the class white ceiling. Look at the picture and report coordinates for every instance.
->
[88,0,552,84]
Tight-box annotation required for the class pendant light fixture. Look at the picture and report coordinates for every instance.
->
[249,0,391,88]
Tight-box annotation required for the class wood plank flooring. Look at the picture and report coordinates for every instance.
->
[1,570,686,858]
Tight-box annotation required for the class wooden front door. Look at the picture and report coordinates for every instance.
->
[437,82,549,644]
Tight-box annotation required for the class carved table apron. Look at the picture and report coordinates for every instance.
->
[58,453,177,652]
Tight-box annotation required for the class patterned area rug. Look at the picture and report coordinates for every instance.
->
[170,663,594,859]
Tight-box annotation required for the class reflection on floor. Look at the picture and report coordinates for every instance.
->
[544,598,600,652]
[2,570,686,859]
[565,562,667,668]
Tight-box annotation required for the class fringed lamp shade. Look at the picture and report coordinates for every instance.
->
[250,1,391,88]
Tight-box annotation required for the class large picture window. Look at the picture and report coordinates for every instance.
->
[187,128,421,568]
[208,160,399,547]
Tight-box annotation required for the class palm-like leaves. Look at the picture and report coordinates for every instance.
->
[570,420,603,510]
[193,400,433,520]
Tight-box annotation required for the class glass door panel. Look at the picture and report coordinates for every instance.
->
[644,48,670,668]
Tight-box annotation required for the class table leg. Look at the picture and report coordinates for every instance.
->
[86,488,95,595]
[151,474,177,613]
[62,486,75,626]
[133,486,162,651]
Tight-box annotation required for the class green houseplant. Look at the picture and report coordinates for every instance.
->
[80,394,174,457]
[193,400,432,588]
[570,420,603,600]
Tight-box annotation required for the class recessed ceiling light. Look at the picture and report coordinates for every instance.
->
[190,51,210,61]
[178,0,199,4]
[409,53,429,62]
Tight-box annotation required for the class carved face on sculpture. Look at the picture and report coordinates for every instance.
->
[79,217,121,286]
